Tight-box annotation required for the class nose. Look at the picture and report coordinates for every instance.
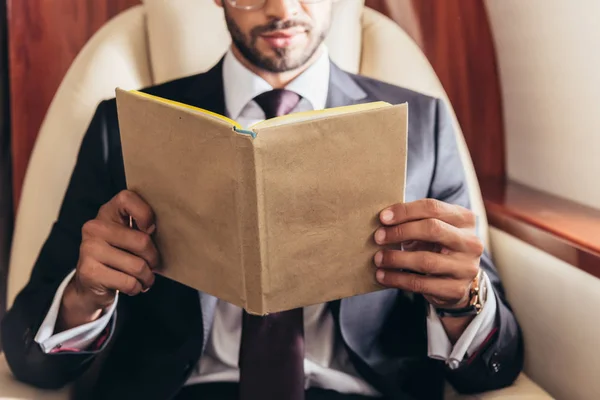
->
[263,0,300,20]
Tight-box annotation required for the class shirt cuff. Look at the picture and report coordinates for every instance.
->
[426,271,498,370]
[34,269,119,353]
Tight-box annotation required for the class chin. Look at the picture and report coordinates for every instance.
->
[247,43,316,73]
[257,53,300,69]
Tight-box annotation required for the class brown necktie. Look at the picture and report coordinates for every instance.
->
[238,89,305,400]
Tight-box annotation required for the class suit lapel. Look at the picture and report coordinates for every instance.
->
[181,58,227,116]
[325,62,368,108]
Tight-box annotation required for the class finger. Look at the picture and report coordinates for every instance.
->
[81,239,156,290]
[97,190,156,234]
[375,270,469,304]
[78,258,144,297]
[374,249,478,279]
[374,218,483,254]
[82,220,160,269]
[380,199,475,229]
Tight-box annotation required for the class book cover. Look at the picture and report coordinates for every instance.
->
[116,88,408,314]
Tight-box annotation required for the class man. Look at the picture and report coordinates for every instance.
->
[1,0,523,399]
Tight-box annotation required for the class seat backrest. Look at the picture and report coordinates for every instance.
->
[8,0,487,307]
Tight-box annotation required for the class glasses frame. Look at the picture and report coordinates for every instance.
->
[226,0,327,11]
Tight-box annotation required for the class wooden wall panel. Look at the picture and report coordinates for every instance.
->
[0,0,11,343]
[8,0,141,207]
[412,0,505,180]
[367,0,505,181]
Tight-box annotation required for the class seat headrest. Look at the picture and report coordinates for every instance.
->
[142,0,365,84]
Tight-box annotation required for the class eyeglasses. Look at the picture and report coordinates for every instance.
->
[227,0,327,11]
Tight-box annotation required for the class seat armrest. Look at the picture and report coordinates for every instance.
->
[0,352,71,400]
[445,373,553,399]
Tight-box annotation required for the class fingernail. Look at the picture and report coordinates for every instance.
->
[380,209,394,223]
[374,228,386,244]
[374,251,383,267]
[147,224,156,235]
[141,287,150,293]
[376,270,385,282]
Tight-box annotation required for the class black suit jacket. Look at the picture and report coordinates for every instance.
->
[1,60,523,400]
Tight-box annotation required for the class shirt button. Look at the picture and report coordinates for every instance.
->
[183,361,193,374]
[489,352,502,373]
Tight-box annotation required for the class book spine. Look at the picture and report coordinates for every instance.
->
[252,142,268,315]
[233,126,257,138]
[235,138,265,315]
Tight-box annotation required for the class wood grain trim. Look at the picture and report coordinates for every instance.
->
[0,0,10,345]
[482,178,600,278]
[410,0,505,181]
[8,0,141,208]
[366,0,506,181]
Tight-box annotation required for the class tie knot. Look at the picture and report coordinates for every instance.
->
[253,89,301,119]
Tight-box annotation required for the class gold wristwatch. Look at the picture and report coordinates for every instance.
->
[435,269,487,318]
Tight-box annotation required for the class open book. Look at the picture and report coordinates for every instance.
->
[116,88,408,314]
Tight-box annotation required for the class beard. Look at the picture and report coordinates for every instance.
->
[224,8,329,73]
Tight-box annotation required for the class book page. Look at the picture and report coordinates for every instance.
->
[249,101,391,131]
[130,90,242,129]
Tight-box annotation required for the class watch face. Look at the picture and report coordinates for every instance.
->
[480,272,488,304]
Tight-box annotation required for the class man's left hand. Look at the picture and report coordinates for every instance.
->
[373,199,484,310]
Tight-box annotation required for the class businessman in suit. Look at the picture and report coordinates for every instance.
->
[1,1,523,399]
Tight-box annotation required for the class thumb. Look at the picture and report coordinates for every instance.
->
[99,190,156,234]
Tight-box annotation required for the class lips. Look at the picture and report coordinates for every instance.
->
[260,28,307,48]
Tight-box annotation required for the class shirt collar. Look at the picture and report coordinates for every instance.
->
[222,46,330,120]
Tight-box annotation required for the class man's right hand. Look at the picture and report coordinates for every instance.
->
[57,190,160,332]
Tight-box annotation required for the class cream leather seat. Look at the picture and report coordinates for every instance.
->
[0,0,551,398]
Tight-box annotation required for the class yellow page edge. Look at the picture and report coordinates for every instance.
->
[248,101,392,130]
[130,90,244,130]
[130,91,391,139]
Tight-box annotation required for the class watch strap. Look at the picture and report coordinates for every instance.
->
[435,304,481,318]
[434,269,485,318]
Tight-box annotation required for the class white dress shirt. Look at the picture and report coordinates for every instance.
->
[35,46,498,396]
